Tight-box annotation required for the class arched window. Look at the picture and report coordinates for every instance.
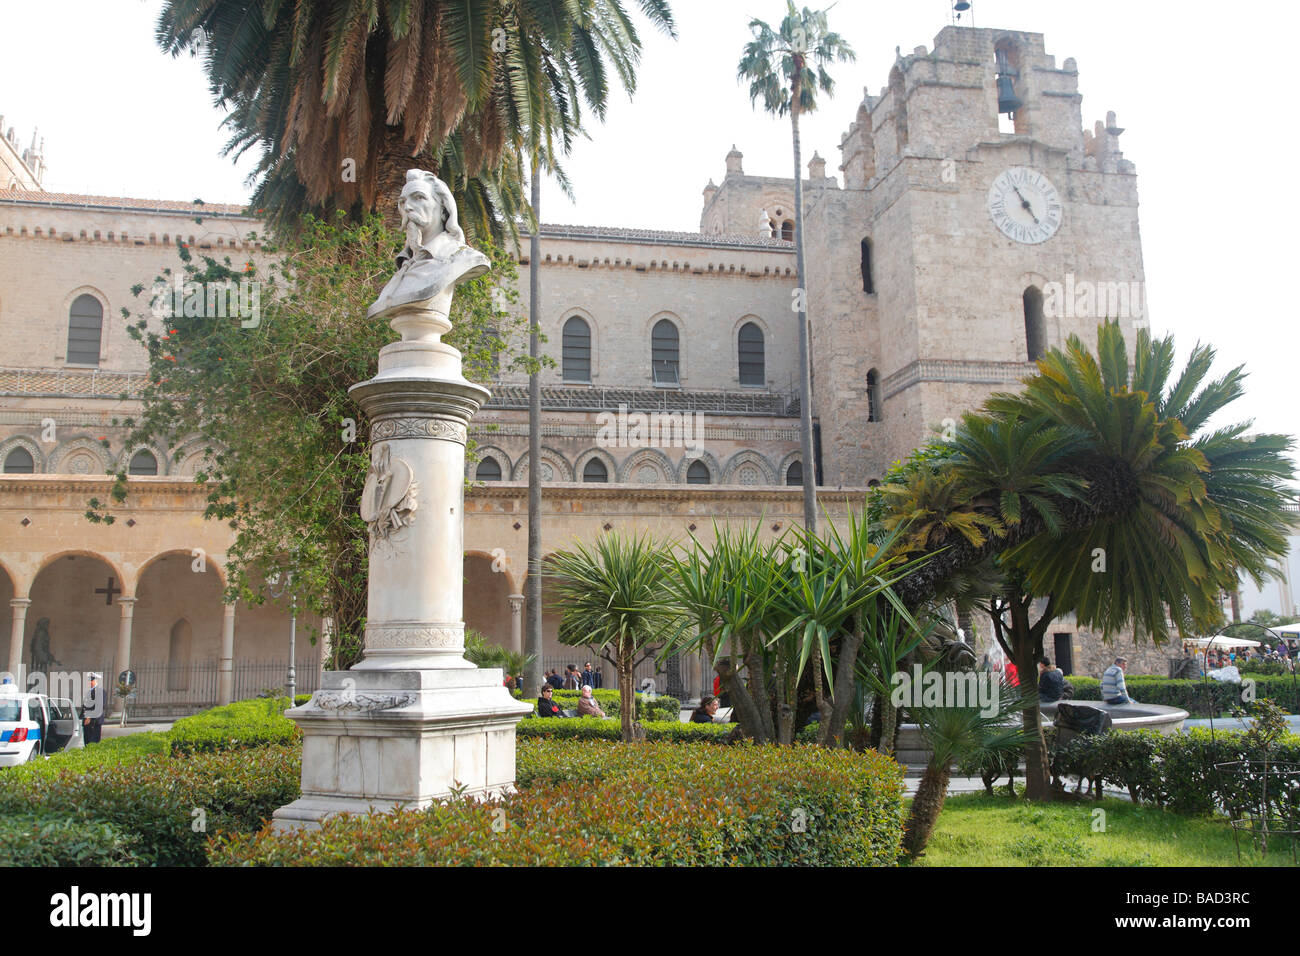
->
[867,369,882,423]
[66,293,103,365]
[860,238,874,294]
[686,460,711,485]
[583,458,609,483]
[780,220,794,241]
[738,322,765,386]
[128,450,158,476]
[475,457,502,481]
[1024,286,1046,361]
[3,447,34,474]
[785,461,803,486]
[562,316,591,382]
[651,319,679,386]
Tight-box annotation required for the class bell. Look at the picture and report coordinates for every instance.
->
[997,74,1023,115]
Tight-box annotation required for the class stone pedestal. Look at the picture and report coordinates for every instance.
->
[273,288,530,831]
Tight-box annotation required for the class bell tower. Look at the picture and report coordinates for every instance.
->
[804,26,1145,486]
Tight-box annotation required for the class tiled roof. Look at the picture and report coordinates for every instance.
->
[0,188,252,216]
[539,223,794,250]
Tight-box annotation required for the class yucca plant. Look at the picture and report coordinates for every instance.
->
[546,531,676,742]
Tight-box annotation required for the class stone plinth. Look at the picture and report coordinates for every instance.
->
[272,669,528,828]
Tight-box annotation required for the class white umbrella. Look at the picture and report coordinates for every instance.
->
[1268,622,1300,637]
[1186,635,1261,648]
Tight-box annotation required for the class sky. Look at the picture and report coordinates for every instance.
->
[3,0,1299,609]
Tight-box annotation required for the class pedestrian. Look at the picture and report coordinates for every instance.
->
[563,664,581,691]
[576,685,606,718]
[690,695,720,724]
[1101,656,1132,705]
[536,685,563,718]
[1004,658,1019,687]
[82,672,105,745]
[581,662,595,689]
[547,669,564,690]
[1037,658,1066,703]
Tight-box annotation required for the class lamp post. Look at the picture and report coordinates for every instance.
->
[267,569,297,702]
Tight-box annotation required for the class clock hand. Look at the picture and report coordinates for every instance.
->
[1010,184,1040,224]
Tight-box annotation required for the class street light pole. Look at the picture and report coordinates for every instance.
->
[287,591,297,702]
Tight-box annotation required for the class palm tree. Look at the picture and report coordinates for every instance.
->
[903,678,1035,859]
[545,531,675,742]
[157,0,676,237]
[884,321,1295,799]
[737,2,854,536]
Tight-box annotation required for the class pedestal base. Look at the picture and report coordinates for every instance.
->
[272,668,532,831]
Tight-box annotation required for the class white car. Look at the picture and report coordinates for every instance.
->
[0,689,85,767]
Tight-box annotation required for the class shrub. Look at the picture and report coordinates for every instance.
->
[516,689,679,722]
[0,744,300,865]
[516,716,735,743]
[0,813,144,866]
[1053,727,1300,815]
[1066,675,1299,716]
[209,740,906,866]
[169,695,309,754]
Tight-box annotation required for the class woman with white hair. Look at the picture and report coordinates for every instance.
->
[576,685,606,718]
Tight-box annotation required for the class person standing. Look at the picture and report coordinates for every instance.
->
[1037,658,1066,703]
[82,672,105,745]
[563,664,581,691]
[581,663,595,690]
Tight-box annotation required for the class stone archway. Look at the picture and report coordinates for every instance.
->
[135,552,226,706]
[27,552,124,676]
[464,551,515,651]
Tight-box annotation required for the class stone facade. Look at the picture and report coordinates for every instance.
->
[0,26,1179,707]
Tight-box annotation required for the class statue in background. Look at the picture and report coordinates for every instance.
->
[29,617,58,673]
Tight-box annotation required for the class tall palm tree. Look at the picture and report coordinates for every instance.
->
[157,0,676,238]
[546,531,675,742]
[737,2,854,536]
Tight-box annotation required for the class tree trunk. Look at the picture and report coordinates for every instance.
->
[879,696,898,759]
[618,642,637,743]
[1008,593,1052,801]
[790,104,817,534]
[717,658,769,744]
[774,656,793,745]
[524,162,544,698]
[821,623,864,748]
[745,640,776,742]
[903,757,952,859]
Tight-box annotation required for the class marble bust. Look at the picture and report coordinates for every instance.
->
[367,169,490,321]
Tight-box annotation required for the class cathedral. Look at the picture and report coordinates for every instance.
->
[0,25,1164,714]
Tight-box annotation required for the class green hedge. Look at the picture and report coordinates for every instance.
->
[169,695,310,755]
[0,813,144,866]
[516,689,679,722]
[1066,675,1300,716]
[516,716,735,743]
[209,740,905,866]
[0,744,300,865]
[1054,728,1300,816]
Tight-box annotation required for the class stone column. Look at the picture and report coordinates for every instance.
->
[7,598,30,680]
[112,597,137,717]
[218,602,235,705]
[508,594,525,654]
[273,179,530,830]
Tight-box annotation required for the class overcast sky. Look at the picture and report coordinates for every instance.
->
[2,0,1296,461]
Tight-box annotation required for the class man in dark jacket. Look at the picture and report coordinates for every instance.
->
[536,685,563,718]
[82,672,105,744]
[1038,659,1066,703]
[581,663,595,689]
[546,669,564,690]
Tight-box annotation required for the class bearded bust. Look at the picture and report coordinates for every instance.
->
[368,170,490,321]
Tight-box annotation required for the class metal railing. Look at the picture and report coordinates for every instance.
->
[485,384,798,417]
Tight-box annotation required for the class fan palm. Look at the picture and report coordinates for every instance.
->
[157,0,676,238]
[545,531,676,742]
[737,2,854,535]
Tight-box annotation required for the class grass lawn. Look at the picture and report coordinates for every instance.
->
[913,793,1299,867]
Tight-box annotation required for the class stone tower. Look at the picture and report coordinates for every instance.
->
[801,26,1146,485]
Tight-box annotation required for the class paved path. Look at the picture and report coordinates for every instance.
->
[101,722,172,738]
[1182,715,1300,732]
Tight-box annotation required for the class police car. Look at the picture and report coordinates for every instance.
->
[0,686,85,767]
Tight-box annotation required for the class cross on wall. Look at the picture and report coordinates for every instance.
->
[94,577,121,606]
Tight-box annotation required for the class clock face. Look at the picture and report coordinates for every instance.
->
[988,167,1062,244]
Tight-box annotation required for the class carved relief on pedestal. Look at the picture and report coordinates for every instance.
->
[310,690,416,712]
[365,622,464,649]
[360,443,419,542]
[371,417,467,444]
